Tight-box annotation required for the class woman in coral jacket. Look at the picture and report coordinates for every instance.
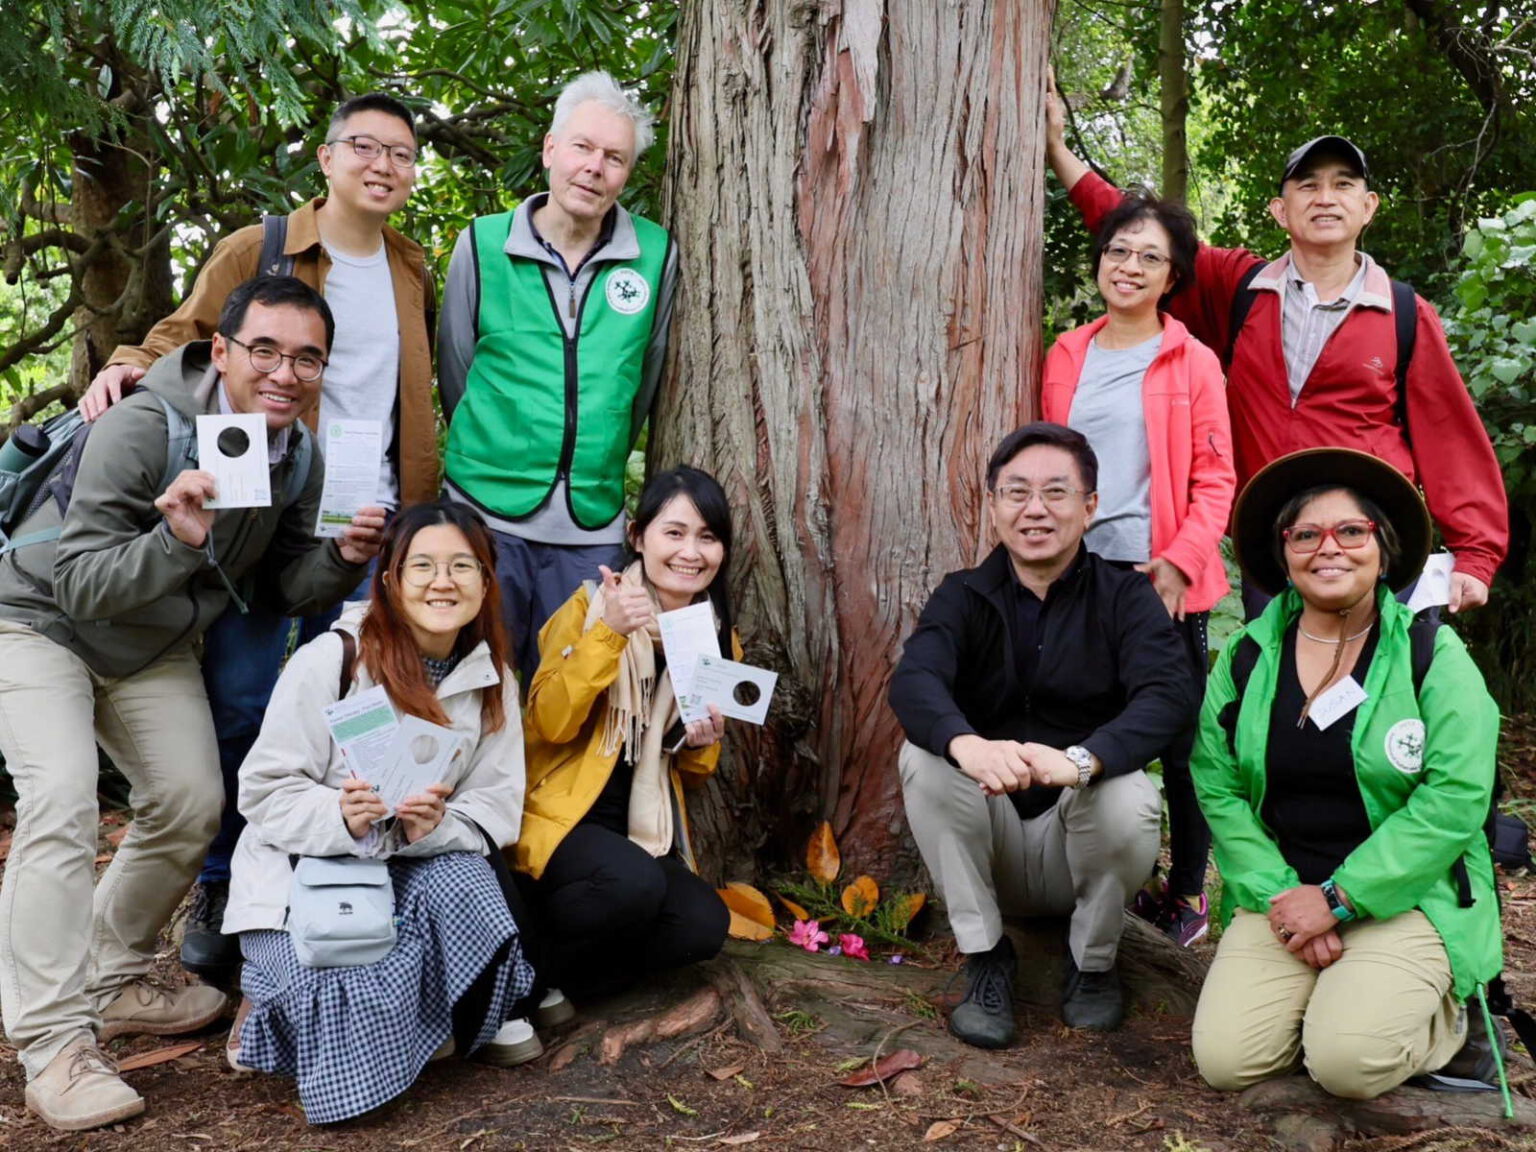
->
[515,466,736,1001]
[1041,189,1236,947]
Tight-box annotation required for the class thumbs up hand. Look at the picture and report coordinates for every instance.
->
[599,564,656,637]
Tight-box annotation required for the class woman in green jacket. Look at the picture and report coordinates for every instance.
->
[1190,448,1502,1101]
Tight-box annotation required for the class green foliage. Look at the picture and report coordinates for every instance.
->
[1443,195,1536,706]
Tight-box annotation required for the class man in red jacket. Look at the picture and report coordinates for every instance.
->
[1044,80,1507,613]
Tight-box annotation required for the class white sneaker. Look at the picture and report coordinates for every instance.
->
[534,987,576,1028]
[477,1017,542,1067]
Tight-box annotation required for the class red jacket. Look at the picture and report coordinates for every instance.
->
[1070,172,1508,586]
[1042,315,1236,613]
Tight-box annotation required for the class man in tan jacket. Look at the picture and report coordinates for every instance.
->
[80,92,435,983]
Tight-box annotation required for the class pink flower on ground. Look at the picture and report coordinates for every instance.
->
[839,934,870,961]
[788,919,830,953]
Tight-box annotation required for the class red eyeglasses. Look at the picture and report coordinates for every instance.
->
[1282,519,1377,554]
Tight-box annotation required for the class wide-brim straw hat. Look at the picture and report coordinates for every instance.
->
[1231,447,1431,596]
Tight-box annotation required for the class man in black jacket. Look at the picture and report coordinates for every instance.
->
[891,423,1195,1046]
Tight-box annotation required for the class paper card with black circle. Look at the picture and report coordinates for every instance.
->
[681,654,777,726]
[197,413,271,508]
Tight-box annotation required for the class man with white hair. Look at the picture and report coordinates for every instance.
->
[439,70,678,676]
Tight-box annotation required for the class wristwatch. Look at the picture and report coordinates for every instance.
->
[1063,745,1094,789]
[1321,878,1356,922]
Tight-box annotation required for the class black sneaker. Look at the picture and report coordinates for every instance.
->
[1414,1002,1505,1092]
[180,881,239,984]
[1062,956,1123,1031]
[948,936,1016,1049]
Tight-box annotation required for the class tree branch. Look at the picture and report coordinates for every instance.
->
[6,383,75,431]
[1402,0,1505,118]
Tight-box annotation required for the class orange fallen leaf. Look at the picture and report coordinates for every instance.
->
[716,882,775,930]
[105,824,130,848]
[706,1064,746,1081]
[924,1119,960,1141]
[776,893,810,921]
[724,909,773,941]
[840,875,879,917]
[838,1048,923,1087]
[806,821,840,884]
[116,1040,202,1071]
[94,854,112,865]
[889,892,927,929]
[0,832,11,862]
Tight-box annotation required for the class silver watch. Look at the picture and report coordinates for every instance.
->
[1064,745,1093,788]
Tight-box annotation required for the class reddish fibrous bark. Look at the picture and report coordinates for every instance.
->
[660,1,1055,881]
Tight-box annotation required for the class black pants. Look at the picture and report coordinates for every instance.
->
[1163,612,1212,898]
[523,823,729,1001]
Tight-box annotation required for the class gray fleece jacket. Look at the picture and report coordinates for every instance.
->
[0,342,364,677]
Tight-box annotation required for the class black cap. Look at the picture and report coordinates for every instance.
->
[1279,135,1370,192]
[1231,448,1430,597]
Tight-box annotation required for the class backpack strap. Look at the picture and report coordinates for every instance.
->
[281,424,315,508]
[1216,633,1260,755]
[150,393,199,495]
[1223,261,1268,368]
[1390,279,1419,444]
[258,214,294,278]
[335,628,357,699]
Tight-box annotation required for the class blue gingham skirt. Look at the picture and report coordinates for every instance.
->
[237,851,533,1124]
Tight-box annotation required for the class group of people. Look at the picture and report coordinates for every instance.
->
[0,60,1513,1134]
[890,77,1507,1107]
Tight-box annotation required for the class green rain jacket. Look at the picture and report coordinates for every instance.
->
[1192,585,1502,997]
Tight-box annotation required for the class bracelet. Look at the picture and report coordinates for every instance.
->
[1321,878,1356,922]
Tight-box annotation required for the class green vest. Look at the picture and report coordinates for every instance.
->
[445,209,669,527]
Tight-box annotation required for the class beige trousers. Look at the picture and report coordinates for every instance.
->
[0,621,222,1079]
[898,742,1161,969]
[1192,908,1465,1100]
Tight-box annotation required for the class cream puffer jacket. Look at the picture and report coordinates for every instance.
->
[223,605,525,934]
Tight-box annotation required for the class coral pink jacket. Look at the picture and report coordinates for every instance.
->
[1041,314,1236,613]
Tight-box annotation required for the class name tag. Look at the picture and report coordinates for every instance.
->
[1308,675,1367,731]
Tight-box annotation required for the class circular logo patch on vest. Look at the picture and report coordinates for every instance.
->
[1384,718,1425,774]
[605,267,651,315]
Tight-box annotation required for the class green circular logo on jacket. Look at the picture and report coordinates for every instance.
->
[605,267,650,315]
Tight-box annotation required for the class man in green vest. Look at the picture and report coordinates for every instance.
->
[439,70,678,678]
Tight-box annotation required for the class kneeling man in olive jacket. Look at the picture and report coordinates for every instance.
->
[0,275,384,1133]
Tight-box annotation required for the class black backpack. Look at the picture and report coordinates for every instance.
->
[1218,616,1536,1054]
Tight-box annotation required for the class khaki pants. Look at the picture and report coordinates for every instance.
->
[1192,908,1465,1100]
[898,742,1161,968]
[0,622,222,1079]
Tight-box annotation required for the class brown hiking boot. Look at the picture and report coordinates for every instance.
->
[25,1036,144,1131]
[99,977,228,1042]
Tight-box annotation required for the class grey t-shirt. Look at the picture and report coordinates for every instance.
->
[1069,332,1161,563]
[319,243,400,508]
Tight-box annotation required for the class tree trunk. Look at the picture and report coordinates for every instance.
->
[659,1,1055,882]
[66,83,173,397]
[1159,0,1189,204]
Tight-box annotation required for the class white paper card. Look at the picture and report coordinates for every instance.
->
[1406,551,1456,615]
[1307,675,1367,731]
[315,419,384,537]
[682,654,778,726]
[323,684,399,780]
[197,413,271,508]
[657,602,721,704]
[371,716,466,811]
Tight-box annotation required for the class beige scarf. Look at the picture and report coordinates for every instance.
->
[582,561,681,857]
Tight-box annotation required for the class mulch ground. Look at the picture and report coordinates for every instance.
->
[6,722,1536,1151]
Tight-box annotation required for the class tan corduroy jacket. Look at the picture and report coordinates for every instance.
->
[107,198,439,503]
